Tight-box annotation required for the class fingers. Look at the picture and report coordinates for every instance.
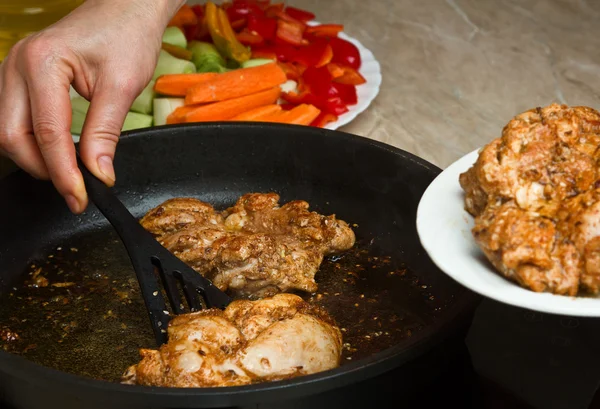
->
[23,42,87,214]
[78,76,139,187]
[0,45,50,181]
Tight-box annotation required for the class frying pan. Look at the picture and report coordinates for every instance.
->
[0,123,480,409]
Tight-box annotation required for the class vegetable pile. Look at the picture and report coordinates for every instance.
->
[70,0,367,134]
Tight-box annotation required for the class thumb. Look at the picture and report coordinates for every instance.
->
[78,79,139,186]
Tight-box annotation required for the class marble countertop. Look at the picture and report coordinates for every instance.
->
[288,0,600,169]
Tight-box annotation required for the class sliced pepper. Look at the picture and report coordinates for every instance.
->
[302,66,332,97]
[247,14,277,41]
[226,0,264,21]
[326,62,345,78]
[278,61,300,80]
[333,65,366,85]
[305,24,343,37]
[331,82,357,105]
[284,6,315,22]
[275,18,305,46]
[282,91,348,117]
[264,3,285,18]
[184,16,211,42]
[310,112,338,128]
[206,2,251,64]
[191,4,205,18]
[230,18,247,30]
[251,48,277,59]
[329,37,361,69]
[293,39,332,67]
[237,29,264,45]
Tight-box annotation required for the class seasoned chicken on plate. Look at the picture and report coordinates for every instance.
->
[460,103,600,295]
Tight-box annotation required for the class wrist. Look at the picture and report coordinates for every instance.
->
[152,0,188,27]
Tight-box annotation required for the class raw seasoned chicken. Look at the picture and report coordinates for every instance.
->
[140,194,355,298]
[460,103,600,295]
[122,294,343,387]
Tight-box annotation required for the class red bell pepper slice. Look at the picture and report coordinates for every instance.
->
[184,17,211,42]
[305,24,343,37]
[236,29,264,46]
[329,37,361,69]
[256,0,271,10]
[310,112,338,128]
[230,18,247,31]
[275,18,305,46]
[331,82,357,105]
[292,39,332,67]
[282,91,348,117]
[278,62,301,80]
[279,103,297,111]
[264,3,285,18]
[333,65,366,85]
[302,66,332,95]
[227,0,264,21]
[191,4,205,18]
[284,6,315,22]
[251,48,277,59]
[247,14,277,41]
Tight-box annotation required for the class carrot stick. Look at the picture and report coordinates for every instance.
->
[168,4,198,28]
[155,73,219,97]
[261,104,321,125]
[184,62,287,105]
[184,86,281,122]
[166,104,205,124]
[228,104,282,121]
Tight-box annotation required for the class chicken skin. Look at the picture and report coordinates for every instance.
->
[122,294,343,387]
[460,103,600,295]
[139,193,355,298]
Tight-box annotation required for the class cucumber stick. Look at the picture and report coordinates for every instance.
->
[153,98,184,126]
[240,58,274,68]
[70,96,153,134]
[188,41,227,73]
[153,49,196,80]
[162,27,187,49]
[130,80,155,115]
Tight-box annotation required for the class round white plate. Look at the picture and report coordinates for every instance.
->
[72,26,381,142]
[416,148,600,317]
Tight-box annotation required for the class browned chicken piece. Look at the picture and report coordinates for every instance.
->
[140,198,224,240]
[223,193,356,254]
[139,194,355,298]
[122,294,343,387]
[460,103,600,295]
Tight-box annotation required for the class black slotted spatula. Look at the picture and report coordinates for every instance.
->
[76,154,232,346]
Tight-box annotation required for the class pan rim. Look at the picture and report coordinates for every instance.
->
[0,122,480,403]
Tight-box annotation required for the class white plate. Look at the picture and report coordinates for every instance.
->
[71,26,381,142]
[416,148,600,317]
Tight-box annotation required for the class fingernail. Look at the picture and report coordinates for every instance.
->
[65,194,80,213]
[98,155,115,183]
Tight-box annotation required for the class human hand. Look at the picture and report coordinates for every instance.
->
[0,0,184,213]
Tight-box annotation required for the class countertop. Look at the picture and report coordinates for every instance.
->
[290,0,600,169]
[2,1,600,408]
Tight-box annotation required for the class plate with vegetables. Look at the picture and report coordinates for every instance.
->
[70,1,381,140]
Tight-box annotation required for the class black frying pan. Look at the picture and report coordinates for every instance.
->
[0,123,480,409]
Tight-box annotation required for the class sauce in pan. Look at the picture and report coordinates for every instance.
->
[0,228,444,383]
